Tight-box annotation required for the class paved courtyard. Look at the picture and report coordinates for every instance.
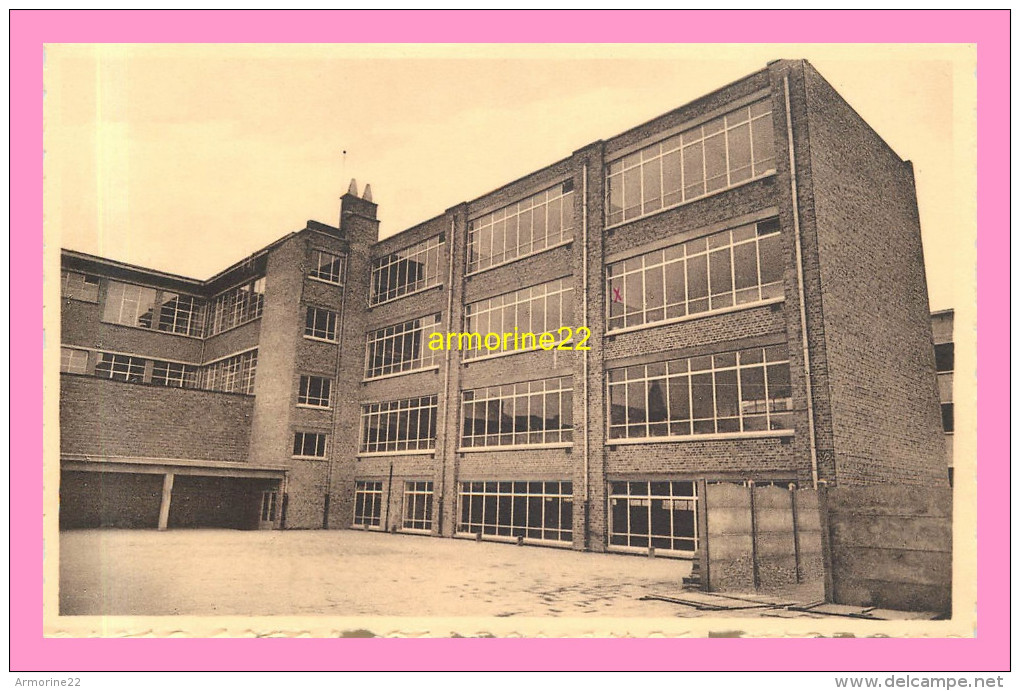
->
[60,529,701,618]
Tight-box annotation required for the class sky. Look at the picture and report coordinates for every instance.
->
[44,43,974,312]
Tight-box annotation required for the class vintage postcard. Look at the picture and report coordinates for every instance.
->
[41,40,977,642]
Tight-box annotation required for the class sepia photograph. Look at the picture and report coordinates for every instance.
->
[42,41,976,638]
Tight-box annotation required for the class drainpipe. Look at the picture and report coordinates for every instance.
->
[436,215,457,534]
[581,161,590,548]
[784,75,820,489]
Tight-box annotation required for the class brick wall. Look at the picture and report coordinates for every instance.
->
[795,61,947,485]
[60,374,253,460]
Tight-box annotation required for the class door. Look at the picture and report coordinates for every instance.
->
[258,490,278,529]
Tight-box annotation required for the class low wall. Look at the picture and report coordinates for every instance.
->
[824,485,952,613]
[703,483,823,592]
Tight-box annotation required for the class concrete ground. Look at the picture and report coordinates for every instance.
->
[60,529,707,618]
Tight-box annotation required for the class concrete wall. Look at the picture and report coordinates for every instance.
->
[702,482,823,593]
[824,485,952,613]
[60,374,254,461]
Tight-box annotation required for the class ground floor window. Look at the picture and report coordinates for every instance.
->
[354,480,384,528]
[402,481,434,531]
[609,480,697,553]
[458,481,573,542]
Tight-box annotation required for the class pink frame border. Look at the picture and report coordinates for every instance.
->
[14,10,1008,671]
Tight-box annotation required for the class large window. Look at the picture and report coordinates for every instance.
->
[298,375,332,408]
[360,395,439,454]
[94,353,147,383]
[102,281,158,329]
[354,481,384,528]
[61,271,100,302]
[370,235,443,305]
[403,481,434,532]
[152,360,199,388]
[461,377,573,448]
[305,306,339,342]
[607,218,783,332]
[606,99,775,226]
[207,277,265,336]
[609,481,698,553]
[464,279,574,360]
[203,349,258,395]
[608,346,792,440]
[467,183,574,273]
[157,293,205,337]
[60,347,90,374]
[293,431,328,459]
[310,249,345,285]
[365,314,442,379]
[458,481,573,542]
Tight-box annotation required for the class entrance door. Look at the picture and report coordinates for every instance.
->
[259,490,279,529]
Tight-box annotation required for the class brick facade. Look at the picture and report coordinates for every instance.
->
[59,59,947,547]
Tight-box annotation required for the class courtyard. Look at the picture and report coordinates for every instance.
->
[60,529,703,618]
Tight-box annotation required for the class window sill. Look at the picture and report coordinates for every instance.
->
[99,319,206,341]
[295,404,332,411]
[607,430,794,445]
[464,237,574,277]
[362,365,441,383]
[399,528,434,536]
[368,283,444,309]
[603,171,777,232]
[291,455,329,462]
[63,295,100,304]
[605,296,785,337]
[453,533,574,549]
[607,545,695,559]
[207,316,262,339]
[307,275,344,288]
[462,345,578,364]
[303,335,339,345]
[456,442,573,453]
[357,449,436,458]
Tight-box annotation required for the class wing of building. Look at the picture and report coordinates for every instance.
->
[59,59,948,558]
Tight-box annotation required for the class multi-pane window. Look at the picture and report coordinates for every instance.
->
[60,347,89,374]
[609,481,698,553]
[94,353,147,383]
[461,377,573,448]
[156,293,205,337]
[370,235,444,305]
[102,281,159,329]
[464,279,574,360]
[207,277,266,336]
[458,481,573,542]
[365,314,442,379]
[310,249,345,285]
[305,306,338,342]
[203,350,258,395]
[298,375,332,408]
[607,218,783,332]
[354,481,384,528]
[61,271,100,302]
[467,183,574,273]
[606,99,775,226]
[293,431,328,459]
[608,346,792,440]
[151,360,199,388]
[360,395,439,454]
[403,481,434,532]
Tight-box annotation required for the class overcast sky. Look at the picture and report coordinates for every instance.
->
[44,43,973,312]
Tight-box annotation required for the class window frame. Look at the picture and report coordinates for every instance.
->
[460,376,574,450]
[402,480,434,533]
[60,346,90,374]
[309,249,346,285]
[463,278,575,361]
[61,270,100,303]
[297,374,333,409]
[364,314,442,380]
[292,430,329,459]
[466,182,575,275]
[304,306,340,343]
[369,235,444,306]
[604,99,776,228]
[359,395,439,455]
[456,480,574,544]
[607,480,699,556]
[353,480,384,528]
